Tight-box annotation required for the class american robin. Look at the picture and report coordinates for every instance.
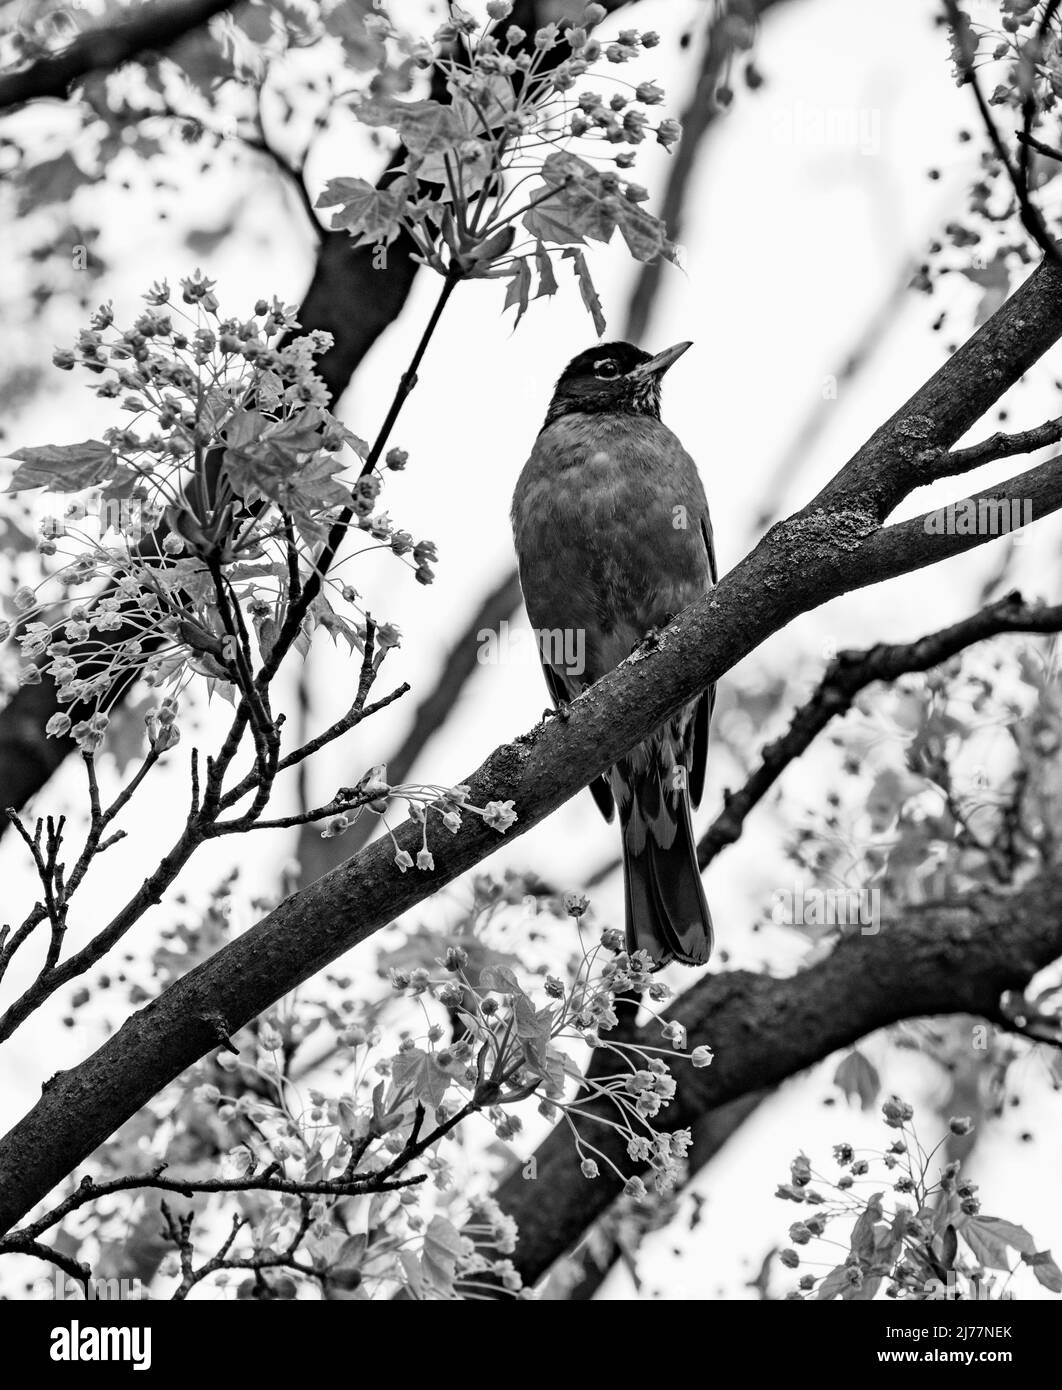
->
[511,341,715,967]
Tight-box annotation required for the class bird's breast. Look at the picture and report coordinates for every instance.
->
[511,414,711,684]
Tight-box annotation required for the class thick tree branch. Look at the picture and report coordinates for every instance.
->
[495,863,1062,1287]
[0,0,239,110]
[753,261,916,533]
[854,454,1062,587]
[2,248,1062,1234]
[811,254,1062,519]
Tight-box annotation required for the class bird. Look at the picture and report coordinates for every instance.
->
[511,340,716,968]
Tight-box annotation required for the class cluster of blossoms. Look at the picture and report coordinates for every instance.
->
[180,1003,529,1298]
[320,765,518,871]
[3,277,436,748]
[344,468,437,587]
[50,875,713,1298]
[54,271,332,410]
[430,3,680,157]
[53,872,547,1299]
[774,1098,1060,1301]
[386,906,714,1197]
[44,694,179,755]
[317,2,682,326]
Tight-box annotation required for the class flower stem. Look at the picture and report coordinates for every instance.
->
[259,266,462,684]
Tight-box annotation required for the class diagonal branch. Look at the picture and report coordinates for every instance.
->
[810,252,1062,519]
[1,1235,89,1289]
[752,260,916,534]
[0,0,240,111]
[854,453,1062,587]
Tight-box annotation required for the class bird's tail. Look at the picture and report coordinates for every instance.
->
[619,765,713,969]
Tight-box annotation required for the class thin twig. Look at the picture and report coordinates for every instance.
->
[261,268,464,683]
[698,591,1062,866]
[5,1162,427,1247]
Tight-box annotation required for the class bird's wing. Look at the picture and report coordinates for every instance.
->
[687,512,717,809]
[588,767,616,821]
[539,656,615,821]
[702,511,718,588]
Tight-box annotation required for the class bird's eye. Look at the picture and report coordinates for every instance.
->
[594,359,619,378]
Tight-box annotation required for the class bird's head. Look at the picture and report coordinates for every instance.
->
[544,340,691,425]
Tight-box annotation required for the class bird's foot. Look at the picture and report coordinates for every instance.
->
[543,699,573,724]
[634,614,679,656]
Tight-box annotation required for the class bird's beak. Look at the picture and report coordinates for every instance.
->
[628,340,693,380]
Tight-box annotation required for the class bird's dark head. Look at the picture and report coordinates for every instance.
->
[544,340,692,426]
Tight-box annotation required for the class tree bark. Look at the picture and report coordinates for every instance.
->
[0,0,240,110]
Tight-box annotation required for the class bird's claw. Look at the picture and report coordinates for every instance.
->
[543,700,572,724]
[635,614,679,656]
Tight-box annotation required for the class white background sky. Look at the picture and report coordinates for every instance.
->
[2,0,1061,1299]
